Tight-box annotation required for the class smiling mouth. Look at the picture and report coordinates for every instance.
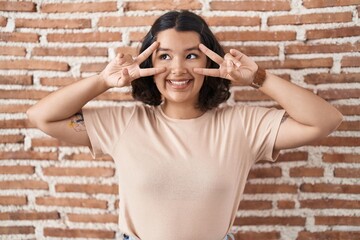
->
[166,79,193,89]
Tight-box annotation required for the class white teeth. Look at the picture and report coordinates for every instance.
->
[169,80,190,86]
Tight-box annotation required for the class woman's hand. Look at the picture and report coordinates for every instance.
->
[99,42,166,88]
[194,44,258,86]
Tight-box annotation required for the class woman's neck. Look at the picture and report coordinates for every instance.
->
[161,101,205,119]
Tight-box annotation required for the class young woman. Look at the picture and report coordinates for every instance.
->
[27,11,343,240]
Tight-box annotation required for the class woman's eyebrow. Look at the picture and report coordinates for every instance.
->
[156,46,200,52]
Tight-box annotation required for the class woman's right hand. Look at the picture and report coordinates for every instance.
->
[99,41,165,88]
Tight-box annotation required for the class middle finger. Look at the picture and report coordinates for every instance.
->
[135,41,159,64]
[199,43,224,65]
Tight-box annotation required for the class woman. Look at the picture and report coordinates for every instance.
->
[27,11,343,240]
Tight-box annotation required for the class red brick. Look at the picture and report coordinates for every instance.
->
[335,105,360,115]
[318,89,360,100]
[116,46,139,56]
[55,183,118,194]
[312,137,359,146]
[234,216,305,226]
[277,200,295,209]
[47,32,121,43]
[307,26,360,39]
[0,59,69,71]
[124,0,202,11]
[297,231,360,240]
[0,16,6,27]
[31,137,85,147]
[43,167,114,177]
[277,152,308,162]
[0,151,58,161]
[334,168,360,178]
[32,47,107,57]
[303,0,360,8]
[216,31,296,41]
[337,121,360,131]
[130,31,146,42]
[205,16,260,26]
[0,180,48,190]
[0,166,34,175]
[315,216,360,226]
[248,167,282,179]
[235,231,280,240]
[0,196,27,206]
[0,135,25,144]
[0,2,36,12]
[257,58,333,69]
[63,152,113,162]
[238,200,272,210]
[0,32,39,42]
[36,197,107,209]
[0,226,34,234]
[0,90,49,100]
[300,199,360,209]
[342,56,360,67]
[98,16,158,27]
[44,228,115,238]
[68,213,118,223]
[40,77,80,86]
[40,2,117,13]
[304,73,360,85]
[211,1,290,11]
[3,103,32,113]
[289,167,324,177]
[80,62,107,73]
[286,42,360,54]
[300,183,360,194]
[0,211,59,220]
[0,46,26,56]
[323,153,360,163]
[0,75,32,85]
[0,119,31,128]
[4,104,32,114]
[268,12,352,25]
[223,45,279,56]
[244,184,297,194]
[15,19,91,29]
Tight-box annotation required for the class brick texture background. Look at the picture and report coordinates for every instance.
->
[0,0,359,239]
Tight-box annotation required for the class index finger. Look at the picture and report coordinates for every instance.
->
[199,43,224,65]
[135,41,159,64]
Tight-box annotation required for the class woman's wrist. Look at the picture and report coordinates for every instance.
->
[250,67,267,89]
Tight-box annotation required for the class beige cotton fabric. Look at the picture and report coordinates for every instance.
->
[83,104,285,240]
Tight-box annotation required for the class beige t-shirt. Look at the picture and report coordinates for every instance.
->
[83,104,285,240]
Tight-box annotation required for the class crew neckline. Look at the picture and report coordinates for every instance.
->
[155,105,211,123]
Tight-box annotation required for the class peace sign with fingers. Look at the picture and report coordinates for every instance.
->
[99,41,166,88]
[193,44,258,86]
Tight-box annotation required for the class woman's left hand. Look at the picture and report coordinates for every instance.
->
[194,44,258,86]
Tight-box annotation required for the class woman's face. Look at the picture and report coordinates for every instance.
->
[151,29,207,107]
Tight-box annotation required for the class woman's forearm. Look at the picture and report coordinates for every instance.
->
[260,72,343,134]
[27,74,110,124]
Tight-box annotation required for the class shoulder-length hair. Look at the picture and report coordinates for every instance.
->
[131,10,231,111]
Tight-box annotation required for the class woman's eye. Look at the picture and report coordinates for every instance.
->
[159,54,170,60]
[186,53,198,59]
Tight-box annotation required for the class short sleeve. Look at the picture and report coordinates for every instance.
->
[82,105,136,159]
[239,106,285,163]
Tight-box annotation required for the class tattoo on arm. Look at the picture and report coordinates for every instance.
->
[68,111,86,132]
[281,112,289,124]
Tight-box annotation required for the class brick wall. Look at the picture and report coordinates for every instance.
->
[0,0,359,239]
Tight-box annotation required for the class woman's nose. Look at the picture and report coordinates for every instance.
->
[170,59,187,75]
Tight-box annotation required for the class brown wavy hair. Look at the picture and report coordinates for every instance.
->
[131,10,231,111]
